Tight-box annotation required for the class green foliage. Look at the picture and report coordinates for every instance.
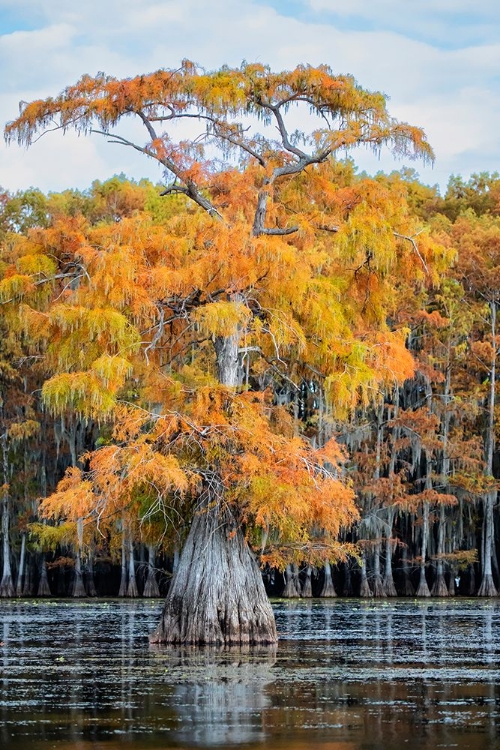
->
[29,521,76,551]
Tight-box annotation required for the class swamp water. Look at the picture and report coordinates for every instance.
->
[0,599,499,750]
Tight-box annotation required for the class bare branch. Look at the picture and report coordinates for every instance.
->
[132,108,159,142]
[90,129,225,221]
[393,231,429,274]
[258,226,299,236]
[254,96,307,160]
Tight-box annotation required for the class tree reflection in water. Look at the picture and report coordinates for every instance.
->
[150,645,276,746]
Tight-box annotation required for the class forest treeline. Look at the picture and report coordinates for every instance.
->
[1,168,499,599]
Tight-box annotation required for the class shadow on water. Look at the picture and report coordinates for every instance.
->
[1,598,500,749]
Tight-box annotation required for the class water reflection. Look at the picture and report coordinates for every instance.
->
[151,646,277,745]
[0,599,499,749]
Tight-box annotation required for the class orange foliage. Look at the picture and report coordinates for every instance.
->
[2,61,444,564]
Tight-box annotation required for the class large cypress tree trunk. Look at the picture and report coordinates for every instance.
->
[152,330,277,645]
[0,506,15,597]
[416,450,432,598]
[72,551,87,597]
[0,504,14,597]
[151,479,277,645]
[448,564,457,596]
[383,393,399,598]
[343,561,353,596]
[22,555,35,596]
[468,563,476,596]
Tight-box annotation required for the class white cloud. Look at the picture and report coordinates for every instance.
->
[308,0,499,15]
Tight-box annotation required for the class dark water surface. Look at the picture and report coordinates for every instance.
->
[1,599,500,750]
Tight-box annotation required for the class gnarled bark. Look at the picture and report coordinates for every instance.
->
[152,484,277,645]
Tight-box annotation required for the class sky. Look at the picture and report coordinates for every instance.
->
[1,0,499,195]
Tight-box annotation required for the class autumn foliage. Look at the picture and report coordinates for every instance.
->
[1,62,498,606]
